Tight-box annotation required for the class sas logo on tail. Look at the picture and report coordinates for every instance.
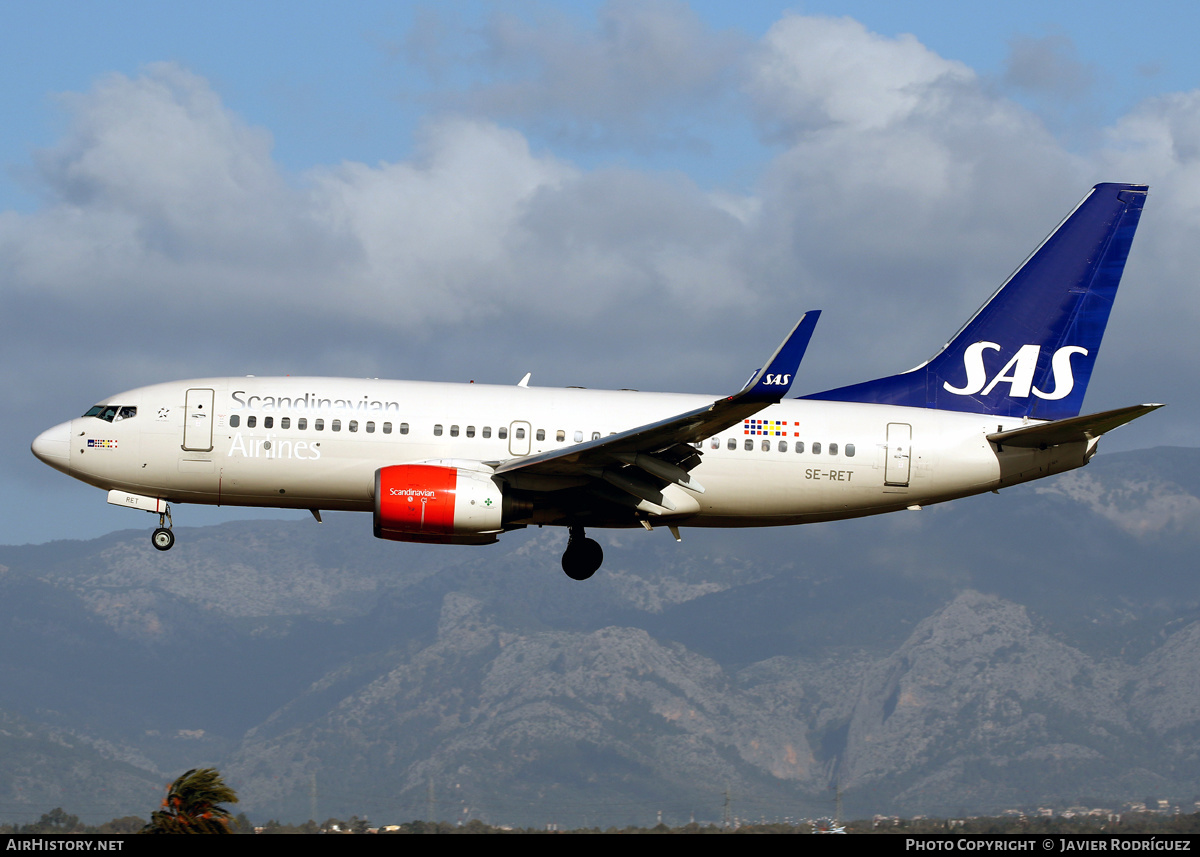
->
[763,374,792,386]
[943,342,1087,400]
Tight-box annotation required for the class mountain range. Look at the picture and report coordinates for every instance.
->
[1,446,1199,827]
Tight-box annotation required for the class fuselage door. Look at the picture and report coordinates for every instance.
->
[182,388,215,452]
[885,422,912,487]
[508,421,532,456]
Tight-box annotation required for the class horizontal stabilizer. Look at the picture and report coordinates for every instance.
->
[987,403,1163,449]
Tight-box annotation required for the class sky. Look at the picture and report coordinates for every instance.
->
[4,1,1200,545]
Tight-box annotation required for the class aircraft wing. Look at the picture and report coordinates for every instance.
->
[986,403,1163,449]
[491,311,821,493]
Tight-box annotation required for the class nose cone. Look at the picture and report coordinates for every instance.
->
[32,421,71,474]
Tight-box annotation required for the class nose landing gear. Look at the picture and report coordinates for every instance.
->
[561,525,603,581]
[151,505,174,551]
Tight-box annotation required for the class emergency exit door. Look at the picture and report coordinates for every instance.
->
[885,423,911,487]
[182,388,215,452]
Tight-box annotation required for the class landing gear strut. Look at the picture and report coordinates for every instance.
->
[561,525,603,581]
[151,504,174,552]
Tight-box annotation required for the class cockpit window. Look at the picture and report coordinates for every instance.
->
[83,405,136,422]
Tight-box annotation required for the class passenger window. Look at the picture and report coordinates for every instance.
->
[264,417,274,429]
[382,422,391,434]
[466,426,475,438]
[230,415,240,428]
[761,440,770,452]
[482,426,491,438]
[366,421,375,433]
[400,423,409,435]
[829,442,837,455]
[846,443,855,457]
[556,430,565,442]
[592,432,600,441]
[247,416,257,428]
[728,438,736,450]
[332,420,342,432]
[795,441,804,453]
[711,438,720,449]
[574,431,584,443]
[812,442,821,454]
[450,425,459,437]
[499,427,508,439]
[280,417,291,429]
[744,439,753,451]
[536,429,545,441]
[349,420,358,432]
[315,419,324,431]
[298,418,307,430]
[515,428,525,439]
[433,424,443,436]
[779,440,788,452]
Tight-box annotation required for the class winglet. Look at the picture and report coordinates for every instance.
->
[491,310,820,480]
[736,310,821,403]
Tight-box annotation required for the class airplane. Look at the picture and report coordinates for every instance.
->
[32,182,1158,580]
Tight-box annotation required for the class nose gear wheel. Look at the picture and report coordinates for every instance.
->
[151,504,174,551]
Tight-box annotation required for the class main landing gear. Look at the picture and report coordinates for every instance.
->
[561,525,603,581]
[151,504,175,552]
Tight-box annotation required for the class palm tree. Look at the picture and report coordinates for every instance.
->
[141,768,239,834]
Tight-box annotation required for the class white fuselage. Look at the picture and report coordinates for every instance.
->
[35,376,1090,530]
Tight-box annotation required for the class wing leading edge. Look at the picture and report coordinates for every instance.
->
[491,312,821,498]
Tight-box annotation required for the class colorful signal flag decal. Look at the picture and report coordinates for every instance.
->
[87,439,118,449]
[744,419,790,436]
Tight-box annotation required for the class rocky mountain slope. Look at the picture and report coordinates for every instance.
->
[2,447,1199,826]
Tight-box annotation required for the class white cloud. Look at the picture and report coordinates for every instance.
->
[309,118,577,325]
[404,0,745,148]
[0,60,763,395]
[7,16,1198,399]
[5,63,345,311]
[746,15,974,136]
[37,63,277,216]
[741,15,1087,379]
[1004,33,1096,103]
[9,11,1200,545]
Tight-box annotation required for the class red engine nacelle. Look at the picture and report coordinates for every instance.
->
[374,464,505,544]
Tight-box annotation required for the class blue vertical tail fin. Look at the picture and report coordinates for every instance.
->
[803,183,1148,420]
